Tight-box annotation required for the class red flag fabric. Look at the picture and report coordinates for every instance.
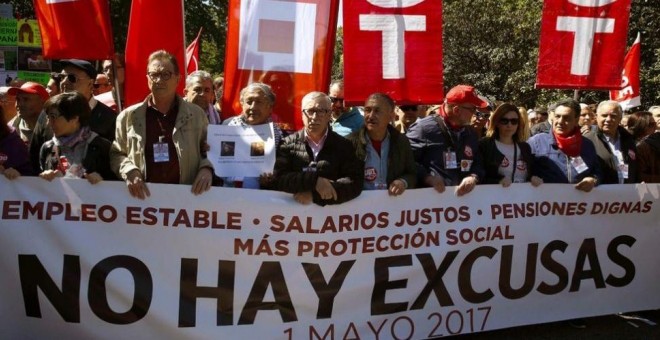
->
[343,0,443,106]
[610,33,641,111]
[536,0,632,89]
[124,0,185,107]
[186,28,203,76]
[33,0,114,59]
[222,0,340,131]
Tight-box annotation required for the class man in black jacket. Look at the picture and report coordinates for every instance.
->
[583,100,638,184]
[272,91,363,206]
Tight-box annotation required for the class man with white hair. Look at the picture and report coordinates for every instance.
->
[583,100,638,184]
[272,91,362,205]
[184,70,220,124]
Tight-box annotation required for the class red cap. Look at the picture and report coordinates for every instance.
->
[445,85,488,108]
[8,82,49,102]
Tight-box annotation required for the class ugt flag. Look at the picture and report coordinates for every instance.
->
[610,33,641,111]
[343,0,443,106]
[222,0,340,131]
[124,0,185,107]
[33,0,114,59]
[536,0,632,90]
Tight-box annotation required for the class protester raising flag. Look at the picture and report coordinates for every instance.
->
[124,0,185,107]
[186,28,203,76]
[33,0,114,59]
[222,0,340,130]
[610,33,641,111]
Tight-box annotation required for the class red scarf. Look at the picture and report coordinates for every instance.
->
[553,128,582,157]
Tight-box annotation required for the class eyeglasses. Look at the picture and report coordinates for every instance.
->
[400,105,418,111]
[459,105,477,113]
[147,71,173,81]
[303,108,330,118]
[498,118,520,125]
[475,111,490,119]
[61,73,89,83]
[93,83,110,89]
[329,96,344,103]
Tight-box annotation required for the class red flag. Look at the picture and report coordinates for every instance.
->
[343,0,443,106]
[222,0,340,131]
[610,33,641,111]
[536,0,632,89]
[186,28,203,76]
[33,0,114,59]
[124,0,185,107]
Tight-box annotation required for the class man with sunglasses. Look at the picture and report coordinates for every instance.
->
[111,50,214,199]
[93,74,113,96]
[272,91,362,205]
[406,84,487,196]
[328,80,364,137]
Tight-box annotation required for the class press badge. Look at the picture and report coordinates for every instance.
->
[614,150,629,179]
[153,136,170,163]
[570,156,589,174]
[444,151,458,169]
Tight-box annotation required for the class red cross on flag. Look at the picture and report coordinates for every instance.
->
[222,0,340,131]
[33,0,114,59]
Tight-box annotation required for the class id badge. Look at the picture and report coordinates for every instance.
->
[460,159,473,172]
[303,166,317,173]
[444,151,458,169]
[618,163,629,179]
[570,156,589,174]
[153,142,170,163]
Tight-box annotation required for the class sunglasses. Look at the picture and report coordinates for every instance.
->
[93,83,110,89]
[400,105,418,111]
[329,96,344,103]
[498,118,520,125]
[303,108,330,117]
[61,73,89,83]
[476,111,491,119]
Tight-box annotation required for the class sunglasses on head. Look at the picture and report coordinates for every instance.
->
[498,118,520,125]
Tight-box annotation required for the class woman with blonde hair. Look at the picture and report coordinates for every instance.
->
[479,103,542,187]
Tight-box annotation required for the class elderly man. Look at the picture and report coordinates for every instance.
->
[222,82,285,188]
[328,80,363,137]
[110,50,214,199]
[184,70,220,125]
[528,98,602,192]
[8,82,49,145]
[1,86,17,123]
[272,91,362,205]
[348,93,416,195]
[583,100,638,184]
[406,84,486,196]
[578,103,596,134]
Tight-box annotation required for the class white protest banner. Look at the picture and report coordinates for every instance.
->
[1,177,659,338]
[207,123,276,177]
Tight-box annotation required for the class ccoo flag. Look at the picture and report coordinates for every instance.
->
[610,33,641,111]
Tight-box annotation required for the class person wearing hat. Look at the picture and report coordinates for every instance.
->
[7,82,49,146]
[406,84,487,196]
[0,86,17,123]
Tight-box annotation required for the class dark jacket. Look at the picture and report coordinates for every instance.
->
[637,132,660,183]
[0,128,34,176]
[478,137,535,184]
[584,127,638,184]
[272,129,363,206]
[406,113,485,186]
[40,135,117,181]
[347,124,417,189]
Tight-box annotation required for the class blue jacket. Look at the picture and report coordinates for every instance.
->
[331,107,364,137]
[406,113,484,186]
[528,132,602,184]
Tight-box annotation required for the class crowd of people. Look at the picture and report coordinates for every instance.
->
[1,49,659,204]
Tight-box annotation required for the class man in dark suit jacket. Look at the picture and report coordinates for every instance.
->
[583,100,638,184]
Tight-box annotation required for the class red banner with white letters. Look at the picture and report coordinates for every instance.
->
[33,0,114,59]
[536,0,631,90]
[610,33,641,111]
[343,0,443,106]
[222,0,339,131]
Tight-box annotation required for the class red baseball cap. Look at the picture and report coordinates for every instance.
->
[445,85,488,108]
[8,82,49,102]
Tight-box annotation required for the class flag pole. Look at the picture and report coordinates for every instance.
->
[181,0,188,79]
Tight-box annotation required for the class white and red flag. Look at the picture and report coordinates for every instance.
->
[610,33,641,111]
[343,0,443,106]
[124,0,185,107]
[222,0,340,131]
[33,0,114,59]
[536,0,632,89]
[186,28,203,76]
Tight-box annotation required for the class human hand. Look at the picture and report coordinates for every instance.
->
[315,177,337,201]
[294,191,313,204]
[192,167,213,195]
[2,167,21,180]
[575,177,597,192]
[85,172,103,185]
[530,176,543,187]
[39,169,62,181]
[455,175,477,196]
[126,169,150,199]
[425,175,445,193]
[499,177,512,188]
[388,179,406,196]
